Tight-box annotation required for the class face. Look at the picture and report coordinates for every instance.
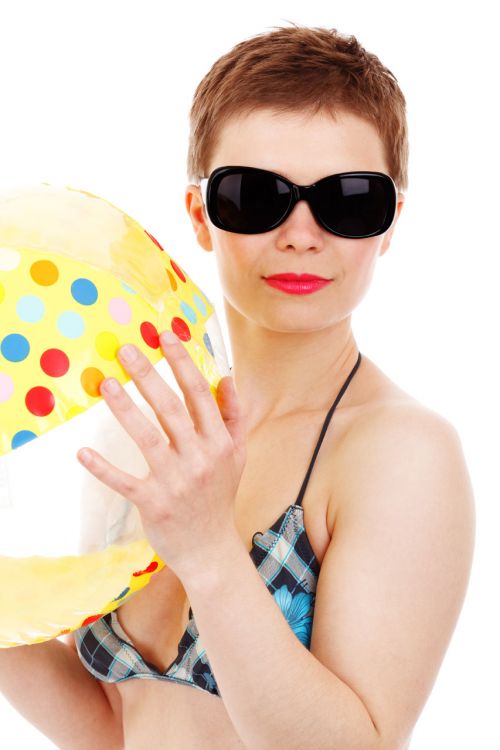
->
[185,108,405,335]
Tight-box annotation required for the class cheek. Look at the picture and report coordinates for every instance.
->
[339,240,381,292]
[208,239,246,297]
[211,232,263,278]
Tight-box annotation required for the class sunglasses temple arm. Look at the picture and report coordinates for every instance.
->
[199,179,208,207]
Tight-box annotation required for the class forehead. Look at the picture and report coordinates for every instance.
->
[207,108,388,182]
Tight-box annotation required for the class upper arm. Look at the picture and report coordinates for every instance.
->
[60,631,124,730]
[60,632,78,653]
[310,406,475,749]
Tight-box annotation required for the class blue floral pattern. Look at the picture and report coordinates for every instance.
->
[202,671,217,691]
[273,584,314,648]
[74,353,362,698]
[75,508,320,696]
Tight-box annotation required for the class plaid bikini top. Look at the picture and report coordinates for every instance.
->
[74,351,362,698]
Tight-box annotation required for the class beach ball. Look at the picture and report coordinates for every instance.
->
[0,184,230,647]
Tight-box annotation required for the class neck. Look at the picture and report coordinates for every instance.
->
[223,299,361,433]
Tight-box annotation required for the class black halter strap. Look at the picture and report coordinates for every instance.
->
[295,351,362,508]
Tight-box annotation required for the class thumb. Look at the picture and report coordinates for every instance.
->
[216,376,247,458]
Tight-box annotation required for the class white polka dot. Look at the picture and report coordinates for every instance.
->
[0,248,21,272]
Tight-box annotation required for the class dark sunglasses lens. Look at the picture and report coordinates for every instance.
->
[316,175,392,237]
[211,171,291,233]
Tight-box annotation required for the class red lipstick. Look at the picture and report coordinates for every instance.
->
[263,273,332,295]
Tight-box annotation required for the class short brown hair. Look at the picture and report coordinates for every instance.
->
[187,22,409,192]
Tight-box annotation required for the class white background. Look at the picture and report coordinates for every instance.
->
[0,1,498,747]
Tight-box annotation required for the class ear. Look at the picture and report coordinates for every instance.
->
[379,192,405,257]
[185,184,213,253]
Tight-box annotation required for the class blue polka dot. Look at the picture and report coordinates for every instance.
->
[120,281,137,294]
[112,587,130,601]
[12,430,37,449]
[203,332,214,357]
[16,295,45,323]
[71,278,98,305]
[193,293,207,316]
[57,311,85,338]
[180,300,197,324]
[1,333,30,362]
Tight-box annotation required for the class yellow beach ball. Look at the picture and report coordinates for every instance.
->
[0,184,229,647]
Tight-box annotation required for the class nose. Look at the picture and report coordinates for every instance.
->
[276,197,325,246]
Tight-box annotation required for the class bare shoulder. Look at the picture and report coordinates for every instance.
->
[349,400,471,491]
[328,358,474,530]
[329,354,476,533]
[345,392,470,471]
[310,362,476,747]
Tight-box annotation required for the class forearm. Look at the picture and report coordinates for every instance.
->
[0,638,123,749]
[182,532,381,750]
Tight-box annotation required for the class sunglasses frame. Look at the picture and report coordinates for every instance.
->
[199,165,398,239]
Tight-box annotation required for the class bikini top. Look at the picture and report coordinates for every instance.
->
[74,351,362,698]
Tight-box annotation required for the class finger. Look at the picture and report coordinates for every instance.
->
[77,445,147,506]
[99,376,171,476]
[216,376,247,459]
[158,331,226,440]
[117,342,197,451]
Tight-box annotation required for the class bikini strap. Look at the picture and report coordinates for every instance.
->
[294,351,362,508]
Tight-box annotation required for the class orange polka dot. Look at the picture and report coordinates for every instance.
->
[166,269,177,291]
[81,367,105,397]
[30,259,59,286]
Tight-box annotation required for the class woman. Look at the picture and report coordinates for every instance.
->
[1,23,475,750]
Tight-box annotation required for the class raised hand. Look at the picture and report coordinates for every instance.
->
[77,330,247,582]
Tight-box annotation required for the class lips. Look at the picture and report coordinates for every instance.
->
[263,276,332,295]
[265,273,331,281]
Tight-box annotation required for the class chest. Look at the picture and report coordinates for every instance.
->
[113,410,348,672]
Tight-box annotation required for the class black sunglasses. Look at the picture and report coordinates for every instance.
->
[199,165,397,239]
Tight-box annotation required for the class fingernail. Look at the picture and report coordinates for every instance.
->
[161,331,178,345]
[103,378,120,394]
[119,344,137,362]
[78,449,92,465]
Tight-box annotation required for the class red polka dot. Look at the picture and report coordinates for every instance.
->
[144,229,165,252]
[171,317,191,342]
[170,259,186,283]
[81,614,102,627]
[132,561,159,577]
[25,386,55,416]
[140,321,160,349]
[40,348,70,377]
